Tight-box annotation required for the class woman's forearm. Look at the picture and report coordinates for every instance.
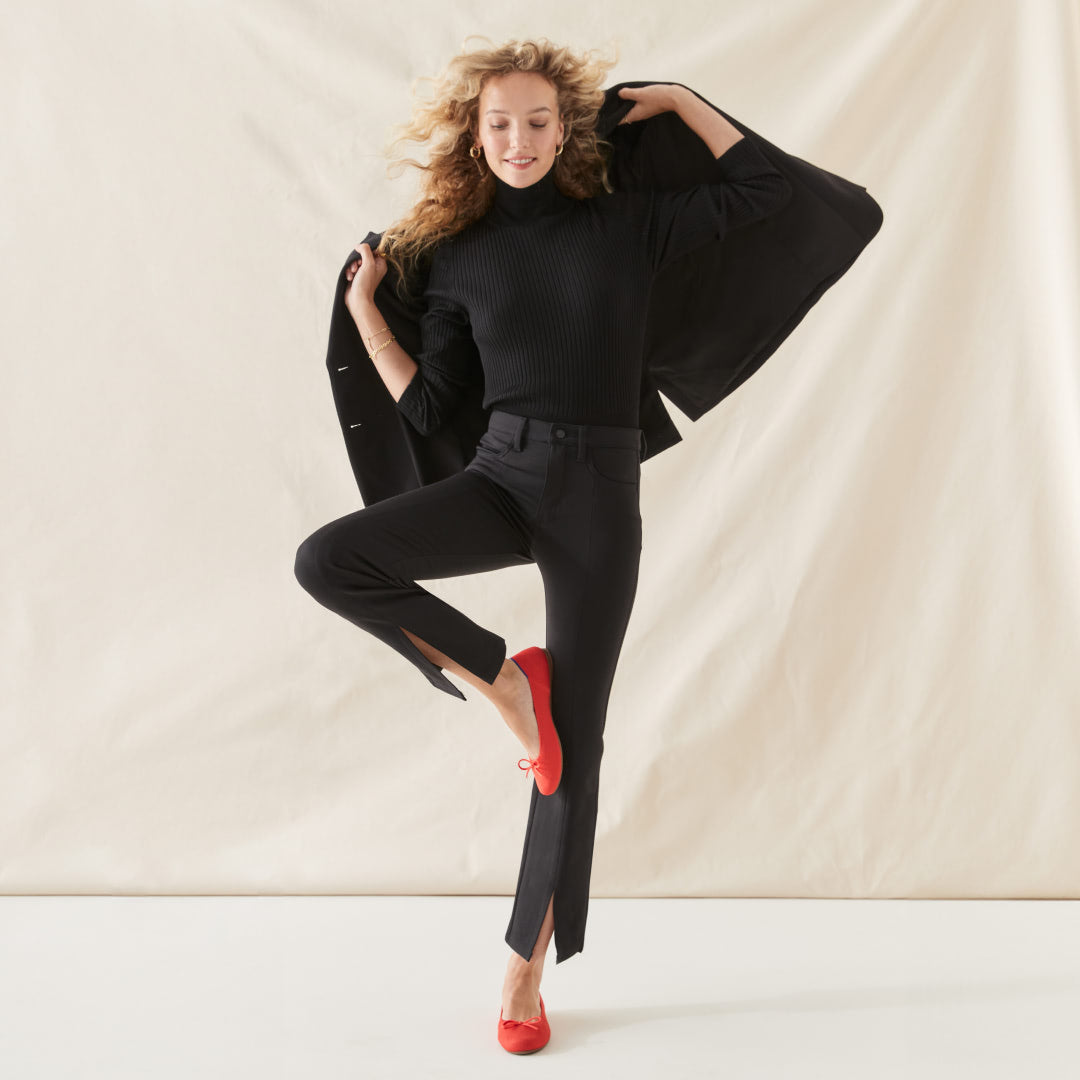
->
[352,298,419,402]
[667,84,745,158]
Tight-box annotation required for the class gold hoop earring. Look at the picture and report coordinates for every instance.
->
[469,145,481,158]
[555,142,564,156]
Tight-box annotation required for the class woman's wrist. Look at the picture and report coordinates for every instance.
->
[353,297,389,341]
[664,83,693,113]
[668,84,744,158]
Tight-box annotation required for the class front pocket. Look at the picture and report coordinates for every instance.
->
[587,445,640,485]
[476,431,514,458]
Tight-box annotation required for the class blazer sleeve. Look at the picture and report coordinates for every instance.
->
[643,135,792,273]
[394,244,482,436]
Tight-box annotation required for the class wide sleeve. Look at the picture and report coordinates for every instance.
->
[394,244,482,436]
[644,135,792,273]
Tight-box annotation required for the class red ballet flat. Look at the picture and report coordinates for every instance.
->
[497,992,550,1054]
[509,646,562,796]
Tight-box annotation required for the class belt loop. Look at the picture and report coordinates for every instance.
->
[512,415,526,450]
[577,423,587,461]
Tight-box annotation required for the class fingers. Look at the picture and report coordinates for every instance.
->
[348,242,367,278]
[347,241,384,280]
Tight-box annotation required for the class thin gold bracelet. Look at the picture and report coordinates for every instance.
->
[369,334,396,360]
[363,324,393,351]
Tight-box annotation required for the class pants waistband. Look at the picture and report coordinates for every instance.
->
[487,410,647,459]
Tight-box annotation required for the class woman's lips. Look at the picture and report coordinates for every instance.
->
[505,157,536,170]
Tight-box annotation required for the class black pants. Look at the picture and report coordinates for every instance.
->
[293,409,644,964]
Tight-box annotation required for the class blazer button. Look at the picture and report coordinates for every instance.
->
[554,427,565,438]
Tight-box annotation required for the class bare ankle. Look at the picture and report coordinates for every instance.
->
[504,957,541,990]
[494,658,532,718]
[490,658,519,707]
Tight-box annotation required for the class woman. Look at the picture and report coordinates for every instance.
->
[294,36,791,1053]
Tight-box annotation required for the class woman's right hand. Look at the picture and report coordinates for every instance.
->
[344,241,388,320]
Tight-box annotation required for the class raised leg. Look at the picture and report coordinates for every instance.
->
[294,469,532,699]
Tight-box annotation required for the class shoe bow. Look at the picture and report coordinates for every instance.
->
[517,756,541,780]
[500,1011,544,1029]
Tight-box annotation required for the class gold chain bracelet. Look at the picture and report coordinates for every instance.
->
[363,324,392,349]
[369,334,396,360]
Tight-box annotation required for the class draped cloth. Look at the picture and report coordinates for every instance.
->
[324,79,884,507]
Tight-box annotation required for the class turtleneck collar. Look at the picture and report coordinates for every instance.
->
[488,159,574,224]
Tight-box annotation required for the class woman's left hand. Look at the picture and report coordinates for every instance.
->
[617,84,682,124]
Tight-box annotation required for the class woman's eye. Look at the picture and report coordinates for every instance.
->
[490,124,548,130]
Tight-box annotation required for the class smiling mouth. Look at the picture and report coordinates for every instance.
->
[506,157,536,165]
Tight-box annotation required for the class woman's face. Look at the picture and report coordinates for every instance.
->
[475,72,565,188]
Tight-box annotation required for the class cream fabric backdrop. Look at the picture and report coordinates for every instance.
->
[4,1,1078,897]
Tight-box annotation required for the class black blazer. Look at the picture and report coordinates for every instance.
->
[323,79,884,506]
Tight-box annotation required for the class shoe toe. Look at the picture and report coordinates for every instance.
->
[497,994,550,1053]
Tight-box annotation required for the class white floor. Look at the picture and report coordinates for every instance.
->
[1,897,1076,1078]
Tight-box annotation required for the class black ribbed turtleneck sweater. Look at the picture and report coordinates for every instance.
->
[395,137,790,435]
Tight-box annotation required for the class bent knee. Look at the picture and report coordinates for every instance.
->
[294,529,334,596]
[294,518,383,599]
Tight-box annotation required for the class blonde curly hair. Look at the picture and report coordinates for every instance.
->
[375,35,622,303]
